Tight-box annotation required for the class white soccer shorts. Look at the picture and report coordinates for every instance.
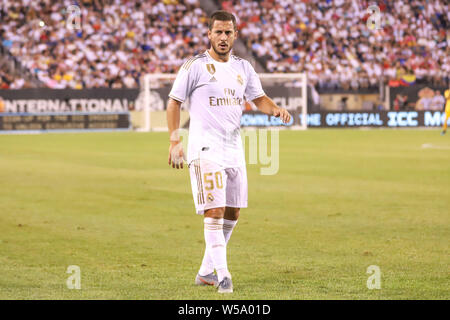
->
[188,159,248,214]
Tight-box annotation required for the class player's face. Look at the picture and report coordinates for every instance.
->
[208,20,237,57]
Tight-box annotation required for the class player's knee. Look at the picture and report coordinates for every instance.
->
[225,207,240,220]
[204,207,225,219]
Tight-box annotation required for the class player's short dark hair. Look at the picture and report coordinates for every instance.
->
[209,10,237,31]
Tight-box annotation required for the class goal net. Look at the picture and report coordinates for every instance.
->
[135,73,307,132]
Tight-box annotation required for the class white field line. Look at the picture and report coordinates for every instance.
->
[421,143,450,150]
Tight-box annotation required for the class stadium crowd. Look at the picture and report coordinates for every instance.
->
[0,0,209,89]
[221,0,449,91]
[0,0,449,90]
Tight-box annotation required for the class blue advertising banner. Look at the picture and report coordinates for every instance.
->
[241,110,449,128]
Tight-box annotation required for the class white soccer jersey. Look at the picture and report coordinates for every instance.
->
[169,50,265,168]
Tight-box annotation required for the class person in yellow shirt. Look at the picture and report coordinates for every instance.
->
[442,88,450,135]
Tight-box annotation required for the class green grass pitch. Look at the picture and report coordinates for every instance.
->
[0,129,448,299]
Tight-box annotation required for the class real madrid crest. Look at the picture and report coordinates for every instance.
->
[207,193,214,202]
[237,74,243,85]
[206,64,216,75]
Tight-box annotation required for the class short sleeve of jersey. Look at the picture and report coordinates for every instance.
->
[244,61,265,101]
[169,63,197,103]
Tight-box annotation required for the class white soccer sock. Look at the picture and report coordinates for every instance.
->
[198,247,214,276]
[199,218,237,278]
[223,219,238,243]
[201,217,230,282]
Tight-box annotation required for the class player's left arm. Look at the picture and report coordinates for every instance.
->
[252,95,291,124]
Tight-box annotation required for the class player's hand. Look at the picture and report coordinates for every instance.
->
[168,141,186,169]
[273,107,291,124]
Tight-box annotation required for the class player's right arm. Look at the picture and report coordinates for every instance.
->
[167,97,185,169]
[167,57,200,169]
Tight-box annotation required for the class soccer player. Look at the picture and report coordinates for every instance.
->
[166,10,291,293]
[441,87,450,135]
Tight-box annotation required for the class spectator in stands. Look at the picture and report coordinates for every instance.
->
[393,94,408,111]
[431,90,446,111]
[338,97,348,111]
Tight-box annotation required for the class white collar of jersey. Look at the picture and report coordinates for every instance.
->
[205,50,232,64]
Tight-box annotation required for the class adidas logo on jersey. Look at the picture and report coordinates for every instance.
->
[209,76,217,82]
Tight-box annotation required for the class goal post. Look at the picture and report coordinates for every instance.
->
[257,73,307,130]
[136,72,307,132]
[139,73,177,132]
